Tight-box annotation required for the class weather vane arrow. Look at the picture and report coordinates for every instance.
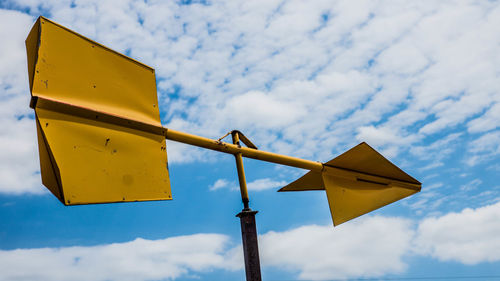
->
[26,16,421,281]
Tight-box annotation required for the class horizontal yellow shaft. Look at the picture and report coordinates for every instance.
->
[165,129,323,172]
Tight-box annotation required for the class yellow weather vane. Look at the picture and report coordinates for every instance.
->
[26,16,421,281]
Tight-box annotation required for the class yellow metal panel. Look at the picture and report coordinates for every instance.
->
[279,142,421,192]
[279,142,421,225]
[35,107,171,205]
[36,118,63,201]
[323,171,418,226]
[26,17,40,93]
[26,16,172,204]
[325,142,420,185]
[30,17,160,126]
[278,171,323,191]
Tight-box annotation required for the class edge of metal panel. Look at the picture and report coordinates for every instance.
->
[38,16,156,72]
[31,96,165,137]
[325,142,421,186]
[36,115,66,204]
[25,17,41,94]
[323,164,422,190]
[65,197,173,206]
[278,170,325,192]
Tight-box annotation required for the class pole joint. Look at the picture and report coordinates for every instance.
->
[232,131,250,207]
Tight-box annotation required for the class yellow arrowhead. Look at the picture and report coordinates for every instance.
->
[280,143,421,225]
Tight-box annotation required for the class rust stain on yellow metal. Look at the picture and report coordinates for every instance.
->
[26,16,171,205]
[280,143,421,226]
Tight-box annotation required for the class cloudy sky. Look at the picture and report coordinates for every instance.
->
[1,0,500,280]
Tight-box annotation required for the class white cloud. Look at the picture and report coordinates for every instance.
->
[467,102,500,133]
[411,133,461,158]
[356,125,419,155]
[460,178,482,191]
[415,201,500,265]
[466,130,500,166]
[223,91,307,130]
[2,202,500,280]
[0,9,42,194]
[0,234,240,281]
[209,177,286,192]
[247,178,286,191]
[418,161,444,172]
[258,216,414,280]
[259,202,500,279]
[209,178,231,191]
[0,216,415,281]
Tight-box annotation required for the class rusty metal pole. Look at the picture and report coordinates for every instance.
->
[237,209,261,281]
[232,131,262,281]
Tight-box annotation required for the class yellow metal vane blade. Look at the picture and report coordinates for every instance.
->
[326,142,420,185]
[35,107,171,205]
[27,17,161,126]
[26,17,40,93]
[35,117,63,201]
[322,166,420,226]
[26,16,172,204]
[279,142,421,225]
[278,171,324,191]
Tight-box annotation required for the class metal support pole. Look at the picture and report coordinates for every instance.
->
[232,131,262,281]
[237,210,262,281]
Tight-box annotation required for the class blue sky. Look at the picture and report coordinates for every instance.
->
[1,0,500,280]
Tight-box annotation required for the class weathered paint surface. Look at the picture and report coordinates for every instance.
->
[26,16,171,205]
